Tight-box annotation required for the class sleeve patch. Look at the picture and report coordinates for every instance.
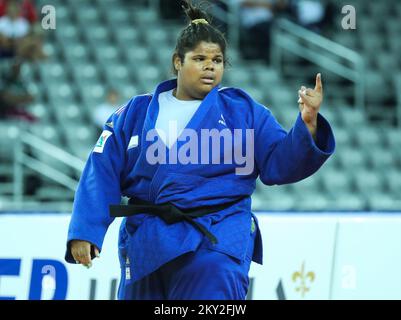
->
[93,130,113,153]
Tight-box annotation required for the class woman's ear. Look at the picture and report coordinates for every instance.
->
[173,54,181,72]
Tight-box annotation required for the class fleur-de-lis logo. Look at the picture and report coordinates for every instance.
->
[292,261,315,298]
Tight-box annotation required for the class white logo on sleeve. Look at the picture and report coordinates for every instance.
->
[93,130,113,153]
[127,135,139,150]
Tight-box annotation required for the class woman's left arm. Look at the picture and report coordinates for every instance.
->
[253,73,335,186]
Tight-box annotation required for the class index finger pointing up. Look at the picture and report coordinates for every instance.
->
[315,73,323,93]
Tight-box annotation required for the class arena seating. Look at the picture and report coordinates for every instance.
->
[1,0,399,211]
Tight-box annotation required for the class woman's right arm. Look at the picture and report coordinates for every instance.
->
[65,100,132,265]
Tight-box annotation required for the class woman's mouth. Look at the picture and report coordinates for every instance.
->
[200,77,214,85]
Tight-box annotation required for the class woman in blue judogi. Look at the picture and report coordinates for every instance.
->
[65,0,335,300]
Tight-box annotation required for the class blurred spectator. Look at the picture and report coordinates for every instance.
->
[235,0,289,64]
[0,0,45,61]
[0,0,29,58]
[0,58,36,122]
[0,0,38,24]
[93,88,120,130]
[289,0,335,35]
[210,0,333,63]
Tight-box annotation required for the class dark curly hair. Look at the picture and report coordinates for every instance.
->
[172,0,228,75]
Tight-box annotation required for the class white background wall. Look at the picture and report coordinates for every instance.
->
[1,213,401,300]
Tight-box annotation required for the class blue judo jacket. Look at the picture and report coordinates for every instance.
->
[65,79,335,282]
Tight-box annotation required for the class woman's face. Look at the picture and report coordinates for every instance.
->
[174,41,224,100]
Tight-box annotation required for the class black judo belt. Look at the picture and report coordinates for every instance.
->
[109,197,242,245]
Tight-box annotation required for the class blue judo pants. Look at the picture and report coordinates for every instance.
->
[117,223,256,300]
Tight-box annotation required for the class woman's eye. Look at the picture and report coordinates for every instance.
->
[214,59,223,63]
[194,57,203,61]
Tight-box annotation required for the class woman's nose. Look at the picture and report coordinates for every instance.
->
[203,61,214,70]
